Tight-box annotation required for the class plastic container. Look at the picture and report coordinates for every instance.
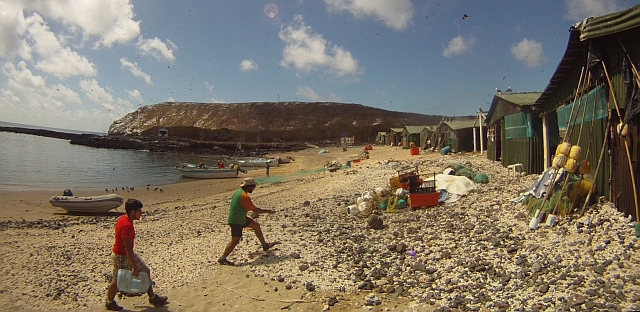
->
[440,146,451,155]
[529,210,541,229]
[117,269,151,293]
[409,147,420,155]
[408,191,439,208]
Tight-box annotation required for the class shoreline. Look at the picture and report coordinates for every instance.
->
[3,146,640,312]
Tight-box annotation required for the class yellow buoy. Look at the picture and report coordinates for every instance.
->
[553,154,568,169]
[617,123,629,137]
[579,159,591,175]
[565,158,578,172]
[569,145,581,160]
[556,142,571,156]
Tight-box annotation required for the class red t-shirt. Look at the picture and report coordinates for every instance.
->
[112,214,135,256]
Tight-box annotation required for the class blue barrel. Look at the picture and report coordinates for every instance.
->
[440,146,452,155]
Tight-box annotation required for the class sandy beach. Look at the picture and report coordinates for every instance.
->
[2,145,640,311]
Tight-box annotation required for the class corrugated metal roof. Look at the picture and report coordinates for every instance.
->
[487,92,542,125]
[575,3,640,40]
[404,125,426,134]
[495,92,541,106]
[442,119,479,130]
[536,3,640,111]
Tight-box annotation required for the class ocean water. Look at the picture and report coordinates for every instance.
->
[0,131,194,191]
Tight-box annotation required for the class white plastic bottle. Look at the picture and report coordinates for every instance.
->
[117,269,151,293]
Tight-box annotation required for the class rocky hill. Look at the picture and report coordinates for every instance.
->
[108,102,448,143]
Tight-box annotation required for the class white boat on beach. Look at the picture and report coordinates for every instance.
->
[224,157,279,168]
[49,194,124,213]
[176,163,241,179]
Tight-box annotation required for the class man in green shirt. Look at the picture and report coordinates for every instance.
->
[218,178,277,265]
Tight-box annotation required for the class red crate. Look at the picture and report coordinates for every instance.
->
[400,182,409,190]
[408,191,439,208]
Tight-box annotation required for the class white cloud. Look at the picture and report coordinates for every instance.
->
[22,0,141,48]
[166,97,176,102]
[279,15,360,77]
[25,14,96,78]
[137,37,177,62]
[79,78,116,109]
[511,38,544,68]
[323,0,413,30]
[240,59,258,72]
[210,97,224,103]
[442,36,474,57]
[204,81,215,92]
[296,86,341,102]
[120,58,153,85]
[0,1,32,59]
[297,86,321,101]
[0,61,121,131]
[2,61,81,109]
[128,89,143,102]
[564,0,625,21]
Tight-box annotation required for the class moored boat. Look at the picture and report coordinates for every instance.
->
[224,157,279,168]
[176,163,241,178]
[49,194,124,213]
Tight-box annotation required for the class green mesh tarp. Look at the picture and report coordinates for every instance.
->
[557,85,607,130]
[504,111,531,138]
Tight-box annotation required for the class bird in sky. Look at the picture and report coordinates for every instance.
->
[462,14,470,19]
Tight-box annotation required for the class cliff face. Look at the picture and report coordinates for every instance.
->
[108,102,445,142]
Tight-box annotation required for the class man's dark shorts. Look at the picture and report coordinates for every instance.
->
[229,216,253,237]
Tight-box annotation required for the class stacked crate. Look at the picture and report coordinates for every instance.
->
[408,172,439,208]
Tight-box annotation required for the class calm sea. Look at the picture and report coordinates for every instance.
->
[0,131,201,191]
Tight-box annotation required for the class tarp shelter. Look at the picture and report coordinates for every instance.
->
[433,118,486,153]
[389,128,404,146]
[486,92,543,174]
[534,3,640,220]
[402,126,426,148]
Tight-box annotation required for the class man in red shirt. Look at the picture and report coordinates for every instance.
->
[105,199,168,311]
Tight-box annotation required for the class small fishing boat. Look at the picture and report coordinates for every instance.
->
[224,157,279,168]
[49,194,124,213]
[176,163,242,179]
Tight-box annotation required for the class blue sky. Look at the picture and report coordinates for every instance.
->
[1,0,639,133]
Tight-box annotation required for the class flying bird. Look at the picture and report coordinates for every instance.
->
[462,14,470,19]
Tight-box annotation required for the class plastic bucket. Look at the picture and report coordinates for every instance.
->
[528,210,540,229]
[545,214,557,226]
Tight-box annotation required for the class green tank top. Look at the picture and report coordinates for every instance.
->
[228,188,247,224]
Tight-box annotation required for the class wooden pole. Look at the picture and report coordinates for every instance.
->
[580,115,610,215]
[551,72,592,217]
[602,61,640,222]
[536,67,587,223]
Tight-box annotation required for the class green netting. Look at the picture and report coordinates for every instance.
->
[505,111,531,138]
[557,85,607,130]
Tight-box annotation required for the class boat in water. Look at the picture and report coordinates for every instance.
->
[175,163,244,179]
[49,193,124,214]
[224,157,279,168]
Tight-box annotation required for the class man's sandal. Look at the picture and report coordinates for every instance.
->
[217,258,235,266]
[262,242,280,251]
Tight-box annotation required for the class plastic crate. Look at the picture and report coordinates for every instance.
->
[411,180,436,193]
[408,191,439,208]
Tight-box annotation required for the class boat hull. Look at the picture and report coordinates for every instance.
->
[224,157,279,168]
[176,167,239,179]
[49,194,124,213]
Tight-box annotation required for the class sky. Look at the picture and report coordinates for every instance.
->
[1,0,639,133]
